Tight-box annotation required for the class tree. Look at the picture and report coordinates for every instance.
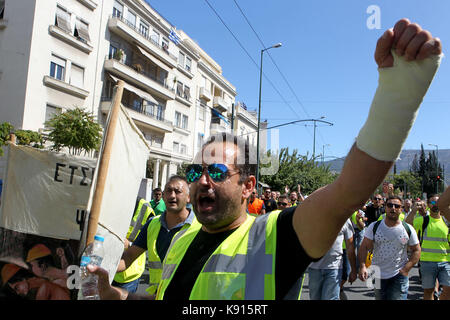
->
[44,107,103,156]
[0,122,44,156]
[260,147,338,195]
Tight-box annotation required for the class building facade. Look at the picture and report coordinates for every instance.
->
[0,0,258,188]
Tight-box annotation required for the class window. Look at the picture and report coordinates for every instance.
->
[126,10,136,28]
[55,5,72,34]
[153,136,163,148]
[178,52,185,67]
[162,37,169,51]
[45,105,62,125]
[176,81,183,97]
[139,21,149,38]
[175,111,181,127]
[74,19,90,43]
[185,57,192,72]
[70,64,84,88]
[197,133,204,152]
[182,115,188,129]
[156,105,164,121]
[50,55,66,81]
[183,86,191,101]
[180,144,186,155]
[197,104,205,121]
[144,102,154,117]
[113,0,123,18]
[109,44,118,59]
[151,29,160,45]
[173,142,179,153]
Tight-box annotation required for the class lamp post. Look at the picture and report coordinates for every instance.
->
[429,143,439,193]
[256,42,282,194]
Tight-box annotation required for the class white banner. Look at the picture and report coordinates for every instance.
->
[80,105,151,283]
[0,144,96,240]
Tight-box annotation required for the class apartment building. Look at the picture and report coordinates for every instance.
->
[0,0,258,188]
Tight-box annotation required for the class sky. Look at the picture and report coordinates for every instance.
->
[146,0,450,160]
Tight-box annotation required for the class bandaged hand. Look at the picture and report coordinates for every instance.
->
[356,19,442,162]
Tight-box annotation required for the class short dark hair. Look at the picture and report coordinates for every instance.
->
[386,195,403,204]
[278,195,288,202]
[167,175,188,185]
[427,194,439,203]
[202,132,257,184]
[153,187,162,193]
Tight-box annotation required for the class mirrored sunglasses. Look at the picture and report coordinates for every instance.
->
[185,164,232,183]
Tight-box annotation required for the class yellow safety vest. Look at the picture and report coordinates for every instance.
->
[156,211,281,300]
[145,215,193,295]
[414,215,450,262]
[114,199,155,284]
[377,212,405,221]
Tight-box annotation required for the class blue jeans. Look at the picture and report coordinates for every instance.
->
[374,273,409,300]
[420,261,450,289]
[308,268,342,300]
[354,229,365,270]
[112,278,140,293]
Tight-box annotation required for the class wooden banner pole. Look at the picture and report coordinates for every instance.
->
[85,80,124,246]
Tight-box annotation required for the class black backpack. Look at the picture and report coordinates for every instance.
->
[372,219,412,239]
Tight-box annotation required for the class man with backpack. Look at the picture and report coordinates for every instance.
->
[413,194,450,300]
[358,196,421,300]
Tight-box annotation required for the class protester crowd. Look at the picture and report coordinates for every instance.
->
[3,18,446,301]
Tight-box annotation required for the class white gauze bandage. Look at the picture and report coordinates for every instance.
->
[356,50,442,161]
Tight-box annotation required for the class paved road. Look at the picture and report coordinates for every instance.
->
[300,264,423,300]
[135,263,424,300]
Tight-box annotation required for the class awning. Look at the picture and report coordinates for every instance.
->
[135,45,172,71]
[211,108,229,125]
[108,74,158,104]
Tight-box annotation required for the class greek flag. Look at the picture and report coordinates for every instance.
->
[169,29,180,45]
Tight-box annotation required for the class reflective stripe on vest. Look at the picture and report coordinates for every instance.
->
[419,217,450,262]
[157,211,282,300]
[146,216,163,295]
[128,201,154,241]
[114,200,154,284]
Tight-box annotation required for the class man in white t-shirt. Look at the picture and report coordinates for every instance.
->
[358,196,421,300]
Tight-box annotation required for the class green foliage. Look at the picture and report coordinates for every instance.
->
[409,144,444,195]
[0,122,44,156]
[0,122,14,156]
[260,147,338,194]
[15,129,44,149]
[383,171,422,199]
[44,107,103,156]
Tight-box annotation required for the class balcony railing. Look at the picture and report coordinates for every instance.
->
[110,13,177,62]
[106,55,175,94]
[101,97,173,126]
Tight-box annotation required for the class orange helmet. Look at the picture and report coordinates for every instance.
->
[26,244,51,262]
[1,264,21,285]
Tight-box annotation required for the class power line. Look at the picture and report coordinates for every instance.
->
[203,0,306,123]
[232,0,311,118]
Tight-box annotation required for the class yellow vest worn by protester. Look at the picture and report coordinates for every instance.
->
[145,215,194,295]
[377,212,405,221]
[413,215,450,262]
[156,211,282,300]
[114,199,155,284]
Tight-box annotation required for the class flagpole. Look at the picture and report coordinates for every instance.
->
[85,80,124,246]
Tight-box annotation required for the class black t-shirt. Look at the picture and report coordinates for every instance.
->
[263,198,278,212]
[163,207,315,300]
[364,204,385,225]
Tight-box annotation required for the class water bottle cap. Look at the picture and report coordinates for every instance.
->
[94,235,104,242]
[80,256,91,265]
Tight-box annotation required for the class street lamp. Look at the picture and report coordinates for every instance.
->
[429,143,439,193]
[256,42,282,194]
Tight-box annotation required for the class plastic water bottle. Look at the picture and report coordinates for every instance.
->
[79,235,105,300]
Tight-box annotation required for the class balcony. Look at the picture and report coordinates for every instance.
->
[43,76,89,99]
[76,0,97,10]
[199,87,212,101]
[104,57,175,101]
[213,96,229,112]
[100,98,173,133]
[48,25,93,54]
[210,123,230,135]
[108,15,177,69]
